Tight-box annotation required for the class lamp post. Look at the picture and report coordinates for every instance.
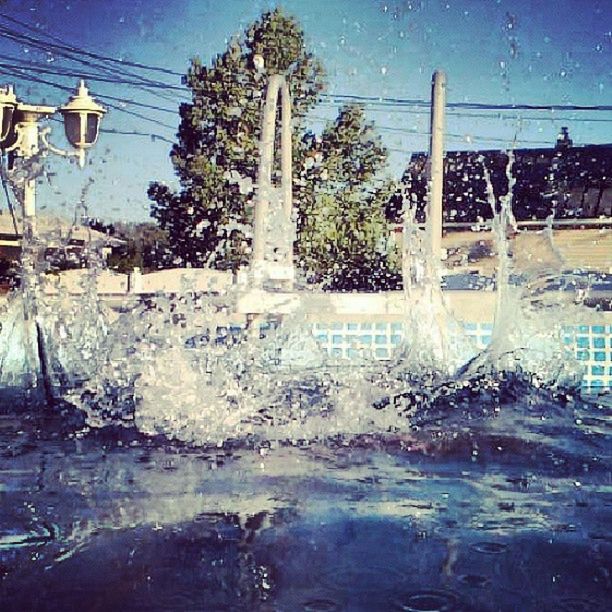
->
[0,80,105,404]
[0,79,106,225]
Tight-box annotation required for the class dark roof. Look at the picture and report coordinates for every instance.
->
[388,140,612,224]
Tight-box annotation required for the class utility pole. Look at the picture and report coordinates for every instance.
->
[427,70,446,265]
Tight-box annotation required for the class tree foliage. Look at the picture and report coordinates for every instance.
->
[106,222,171,273]
[148,8,324,270]
[296,105,399,289]
[148,8,398,289]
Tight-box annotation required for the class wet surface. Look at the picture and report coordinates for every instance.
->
[0,394,611,611]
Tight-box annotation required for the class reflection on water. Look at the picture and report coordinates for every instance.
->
[0,394,610,611]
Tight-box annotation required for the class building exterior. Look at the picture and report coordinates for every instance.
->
[0,212,125,291]
[388,130,612,224]
[387,131,612,275]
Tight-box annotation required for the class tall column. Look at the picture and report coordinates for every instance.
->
[252,74,294,283]
[427,70,446,264]
[280,81,293,269]
[253,74,282,267]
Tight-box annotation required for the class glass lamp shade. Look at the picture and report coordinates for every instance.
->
[63,111,101,149]
[60,81,106,150]
[0,85,17,144]
[0,104,15,142]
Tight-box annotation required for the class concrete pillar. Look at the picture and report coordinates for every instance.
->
[128,267,143,294]
[427,70,446,264]
[280,81,293,269]
[252,74,294,276]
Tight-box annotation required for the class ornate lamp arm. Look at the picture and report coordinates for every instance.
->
[40,126,85,168]
[1,123,24,154]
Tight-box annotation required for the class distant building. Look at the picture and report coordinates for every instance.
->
[0,212,125,275]
[387,129,612,224]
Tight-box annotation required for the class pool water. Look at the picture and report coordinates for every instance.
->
[1,389,610,611]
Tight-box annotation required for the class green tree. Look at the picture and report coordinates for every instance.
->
[149,9,398,289]
[107,222,171,273]
[296,104,400,290]
[148,8,325,270]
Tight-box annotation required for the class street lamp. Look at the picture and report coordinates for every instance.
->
[59,80,106,152]
[0,79,106,219]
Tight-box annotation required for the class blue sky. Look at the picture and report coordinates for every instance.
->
[1,0,610,222]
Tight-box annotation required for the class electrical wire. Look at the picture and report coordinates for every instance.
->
[100,128,175,144]
[317,100,612,123]
[321,92,612,112]
[0,23,188,104]
[0,15,608,157]
[2,66,178,131]
[2,14,609,116]
[0,12,184,77]
[0,58,186,91]
[309,114,557,147]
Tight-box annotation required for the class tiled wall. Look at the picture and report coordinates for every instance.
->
[308,321,611,392]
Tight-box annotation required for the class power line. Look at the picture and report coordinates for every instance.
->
[0,58,186,91]
[2,66,178,131]
[322,92,612,113]
[0,22,188,104]
[0,13,184,77]
[100,128,175,144]
[318,100,612,123]
[0,57,178,114]
[2,15,608,118]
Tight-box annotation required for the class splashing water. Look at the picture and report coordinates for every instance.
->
[0,149,607,448]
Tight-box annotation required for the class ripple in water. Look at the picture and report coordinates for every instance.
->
[302,598,341,611]
[457,574,491,588]
[324,565,404,591]
[470,541,508,554]
[394,589,461,612]
[550,597,602,612]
